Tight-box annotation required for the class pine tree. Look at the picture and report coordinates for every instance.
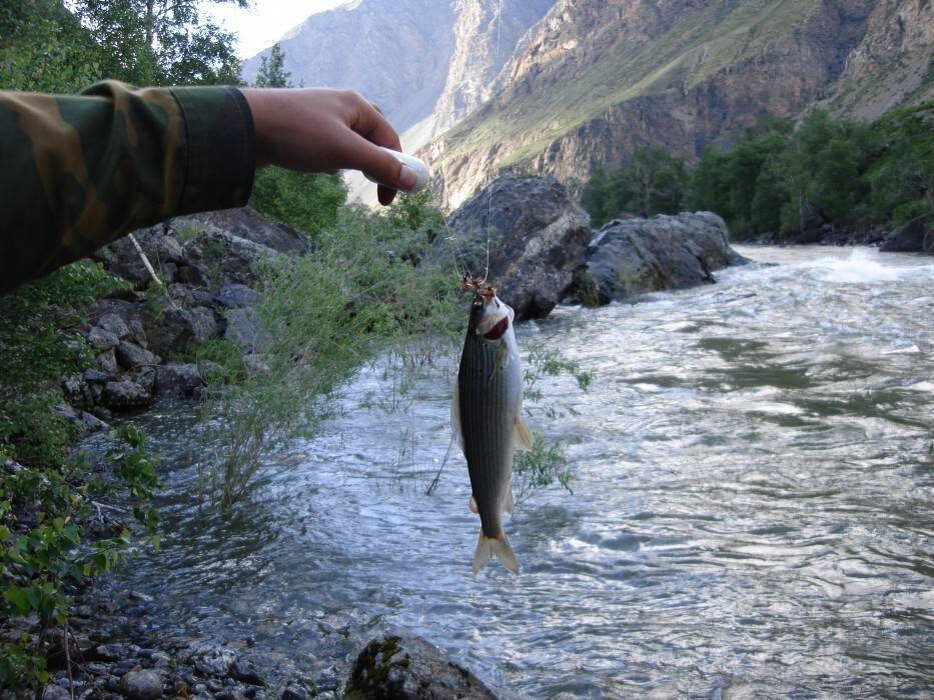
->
[255,43,291,88]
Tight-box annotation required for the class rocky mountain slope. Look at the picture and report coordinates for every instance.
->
[243,0,553,142]
[424,0,934,207]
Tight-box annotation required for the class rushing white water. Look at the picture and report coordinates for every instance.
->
[109,246,934,697]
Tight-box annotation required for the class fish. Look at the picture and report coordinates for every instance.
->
[452,283,533,575]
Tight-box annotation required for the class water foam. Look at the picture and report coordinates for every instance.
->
[811,248,901,284]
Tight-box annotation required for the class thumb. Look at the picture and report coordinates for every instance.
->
[346,133,418,192]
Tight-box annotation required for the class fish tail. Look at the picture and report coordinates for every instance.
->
[472,530,519,575]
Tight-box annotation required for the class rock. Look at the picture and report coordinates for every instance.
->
[101,381,152,410]
[96,223,185,288]
[175,208,313,255]
[444,174,592,321]
[96,313,131,339]
[154,363,205,397]
[83,368,110,383]
[88,326,120,351]
[147,307,218,356]
[566,212,748,306]
[881,215,934,253]
[230,660,264,686]
[193,648,236,677]
[216,284,259,310]
[119,669,163,700]
[97,349,120,376]
[181,229,278,287]
[281,684,308,700]
[42,684,72,700]
[116,341,161,370]
[347,634,497,700]
[224,308,268,353]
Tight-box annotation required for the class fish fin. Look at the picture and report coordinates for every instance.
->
[514,417,533,451]
[503,484,515,514]
[472,531,519,575]
[450,383,463,451]
[469,495,479,514]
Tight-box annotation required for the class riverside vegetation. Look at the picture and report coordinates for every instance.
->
[0,4,585,690]
[581,106,934,245]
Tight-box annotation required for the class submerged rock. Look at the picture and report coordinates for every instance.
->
[347,634,497,699]
[566,212,748,306]
[445,174,591,321]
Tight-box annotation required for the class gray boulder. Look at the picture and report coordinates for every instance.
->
[97,349,120,375]
[101,381,152,410]
[216,283,259,309]
[147,307,218,356]
[155,363,205,397]
[347,634,496,700]
[96,312,131,339]
[174,207,313,255]
[880,215,934,254]
[87,326,120,351]
[182,229,279,287]
[445,174,591,321]
[224,307,269,353]
[566,212,748,306]
[116,341,161,370]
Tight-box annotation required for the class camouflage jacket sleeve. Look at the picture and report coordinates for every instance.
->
[0,80,255,294]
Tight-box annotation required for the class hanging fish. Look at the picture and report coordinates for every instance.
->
[452,280,533,575]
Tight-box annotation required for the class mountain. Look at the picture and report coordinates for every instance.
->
[242,0,553,142]
[424,0,934,208]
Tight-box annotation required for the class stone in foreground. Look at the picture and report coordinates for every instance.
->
[445,174,591,321]
[567,212,748,306]
[347,634,497,699]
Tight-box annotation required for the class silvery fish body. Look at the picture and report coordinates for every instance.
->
[452,288,532,574]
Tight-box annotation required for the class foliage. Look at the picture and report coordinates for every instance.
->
[586,106,933,239]
[251,169,348,237]
[74,0,245,86]
[254,42,290,88]
[581,147,688,228]
[0,425,159,689]
[201,196,463,507]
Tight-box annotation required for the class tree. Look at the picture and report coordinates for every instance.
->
[75,0,247,86]
[255,43,291,88]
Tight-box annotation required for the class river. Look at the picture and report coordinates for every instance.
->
[105,245,934,698]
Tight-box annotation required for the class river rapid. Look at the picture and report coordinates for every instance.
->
[108,246,933,698]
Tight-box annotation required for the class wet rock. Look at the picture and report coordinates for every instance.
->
[119,669,163,700]
[101,381,152,410]
[194,648,236,677]
[347,634,497,699]
[55,403,108,433]
[224,308,268,353]
[281,683,308,700]
[445,174,591,321]
[566,212,748,306]
[230,659,264,686]
[116,341,161,370]
[216,283,259,310]
[88,326,121,351]
[881,215,934,254]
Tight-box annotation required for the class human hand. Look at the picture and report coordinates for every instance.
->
[240,87,416,206]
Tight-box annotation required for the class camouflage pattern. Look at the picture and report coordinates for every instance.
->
[0,80,255,294]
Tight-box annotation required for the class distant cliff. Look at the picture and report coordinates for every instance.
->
[424,0,934,207]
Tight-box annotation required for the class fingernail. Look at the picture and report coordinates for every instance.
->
[399,164,417,190]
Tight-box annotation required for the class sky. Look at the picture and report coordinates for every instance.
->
[201,0,350,58]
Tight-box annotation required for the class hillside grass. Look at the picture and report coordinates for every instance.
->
[436,0,832,169]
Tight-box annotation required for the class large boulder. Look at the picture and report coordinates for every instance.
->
[880,215,934,254]
[566,212,748,306]
[444,174,591,321]
[154,363,205,397]
[347,634,497,699]
[147,306,218,356]
[181,229,279,287]
[173,207,313,255]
